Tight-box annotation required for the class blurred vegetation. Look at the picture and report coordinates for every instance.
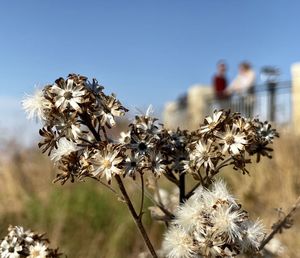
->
[0,141,163,258]
[0,132,300,257]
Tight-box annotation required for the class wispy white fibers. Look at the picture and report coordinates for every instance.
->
[162,226,195,258]
[162,181,266,257]
[50,137,78,162]
[22,88,51,121]
[241,220,265,251]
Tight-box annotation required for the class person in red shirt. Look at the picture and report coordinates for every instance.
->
[212,61,228,100]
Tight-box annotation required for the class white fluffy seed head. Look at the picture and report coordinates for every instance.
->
[241,220,265,251]
[211,205,243,241]
[164,181,266,257]
[188,185,205,202]
[189,186,217,209]
[22,88,51,121]
[50,137,78,162]
[211,180,237,206]
[174,201,206,234]
[162,226,195,258]
[190,181,237,209]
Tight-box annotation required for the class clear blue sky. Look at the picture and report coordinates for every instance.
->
[1,0,300,135]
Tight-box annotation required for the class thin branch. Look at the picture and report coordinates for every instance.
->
[79,118,156,256]
[102,126,109,142]
[132,180,157,205]
[77,137,93,145]
[153,180,174,220]
[91,177,119,195]
[179,172,186,203]
[154,180,163,205]
[185,157,234,200]
[259,196,300,251]
[115,175,158,258]
[80,113,101,142]
[164,171,179,185]
[185,182,201,199]
[139,172,145,218]
[215,156,233,171]
[156,203,175,220]
[133,179,174,221]
[197,170,204,185]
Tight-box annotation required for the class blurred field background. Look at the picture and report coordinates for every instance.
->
[0,128,300,258]
[1,1,300,257]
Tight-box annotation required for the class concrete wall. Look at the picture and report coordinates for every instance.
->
[291,63,300,134]
[163,101,189,129]
[187,85,212,129]
[163,84,212,129]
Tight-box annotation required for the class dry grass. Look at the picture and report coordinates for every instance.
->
[221,132,300,258]
[0,132,300,257]
[0,141,163,258]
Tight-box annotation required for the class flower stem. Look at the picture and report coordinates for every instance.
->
[179,172,186,203]
[259,196,300,251]
[80,113,101,141]
[79,113,156,257]
[139,172,145,218]
[115,175,158,258]
[185,182,201,199]
[215,156,233,171]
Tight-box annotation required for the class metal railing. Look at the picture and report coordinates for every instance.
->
[205,81,292,124]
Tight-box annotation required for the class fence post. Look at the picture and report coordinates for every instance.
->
[267,82,277,122]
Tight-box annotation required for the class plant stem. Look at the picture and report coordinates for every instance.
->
[164,172,179,185]
[215,156,233,171]
[91,177,119,195]
[80,115,156,256]
[133,179,174,221]
[157,203,175,220]
[102,126,109,142]
[115,175,158,258]
[179,172,186,203]
[139,172,145,218]
[259,196,300,251]
[80,113,101,141]
[185,182,201,199]
[185,157,233,200]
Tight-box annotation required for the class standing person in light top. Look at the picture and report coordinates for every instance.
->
[226,62,256,116]
[227,62,256,95]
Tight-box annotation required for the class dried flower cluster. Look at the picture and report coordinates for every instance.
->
[22,74,282,258]
[22,74,128,184]
[0,226,61,258]
[22,75,278,186]
[162,181,265,258]
[22,75,188,184]
[185,110,279,181]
